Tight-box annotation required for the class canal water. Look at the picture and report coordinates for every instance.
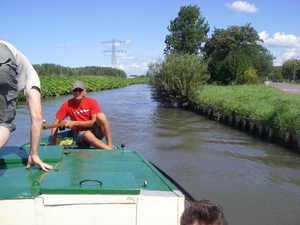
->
[6,84,300,225]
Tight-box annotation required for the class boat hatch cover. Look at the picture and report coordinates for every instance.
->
[41,171,140,195]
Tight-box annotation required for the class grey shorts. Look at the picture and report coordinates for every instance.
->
[0,44,18,132]
[76,127,104,147]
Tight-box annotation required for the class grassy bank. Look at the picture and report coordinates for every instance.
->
[18,75,149,100]
[190,85,300,135]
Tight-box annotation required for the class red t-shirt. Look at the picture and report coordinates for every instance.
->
[56,97,101,131]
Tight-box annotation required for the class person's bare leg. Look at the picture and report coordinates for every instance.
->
[96,113,113,147]
[82,130,112,149]
[0,126,10,149]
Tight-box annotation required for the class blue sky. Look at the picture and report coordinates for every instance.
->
[1,0,299,76]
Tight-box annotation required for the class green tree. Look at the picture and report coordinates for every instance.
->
[215,48,253,84]
[164,5,209,55]
[240,44,274,80]
[282,59,300,82]
[272,66,283,81]
[203,23,274,84]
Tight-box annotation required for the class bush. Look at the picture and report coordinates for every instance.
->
[148,54,209,107]
[236,67,260,84]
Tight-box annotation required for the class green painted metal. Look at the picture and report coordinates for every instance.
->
[0,166,42,199]
[0,130,180,199]
[0,145,63,199]
[41,171,140,195]
[0,145,64,164]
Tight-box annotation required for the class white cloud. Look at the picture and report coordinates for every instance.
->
[260,31,300,66]
[121,55,135,60]
[111,61,150,75]
[258,31,268,40]
[259,31,300,48]
[272,48,300,66]
[137,62,149,71]
[282,48,300,60]
[116,64,126,70]
[125,40,131,46]
[259,31,300,66]
[273,56,282,66]
[141,62,149,68]
[126,63,148,71]
[225,1,259,13]
[55,43,74,48]
[130,63,140,69]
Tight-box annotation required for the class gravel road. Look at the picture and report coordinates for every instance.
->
[270,82,300,95]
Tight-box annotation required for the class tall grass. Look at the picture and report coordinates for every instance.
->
[191,85,300,134]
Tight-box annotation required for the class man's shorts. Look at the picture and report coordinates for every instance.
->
[0,44,18,132]
[76,127,104,147]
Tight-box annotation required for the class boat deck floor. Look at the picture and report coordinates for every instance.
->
[0,135,178,199]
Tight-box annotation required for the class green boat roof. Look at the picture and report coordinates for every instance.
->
[0,132,178,199]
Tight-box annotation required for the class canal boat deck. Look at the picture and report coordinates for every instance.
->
[0,130,186,225]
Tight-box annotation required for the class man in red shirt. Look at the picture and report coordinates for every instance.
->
[50,81,114,149]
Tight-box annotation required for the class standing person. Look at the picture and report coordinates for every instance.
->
[0,40,53,172]
[180,199,228,225]
[50,81,114,150]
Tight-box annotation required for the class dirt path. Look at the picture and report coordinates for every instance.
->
[270,82,300,95]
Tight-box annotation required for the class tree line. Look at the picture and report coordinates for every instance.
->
[278,59,300,82]
[33,63,127,78]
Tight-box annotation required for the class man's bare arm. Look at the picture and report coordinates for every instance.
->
[26,87,53,172]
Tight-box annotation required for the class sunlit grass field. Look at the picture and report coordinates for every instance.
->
[191,85,300,135]
[18,75,148,100]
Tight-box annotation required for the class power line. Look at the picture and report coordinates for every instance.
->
[102,39,126,68]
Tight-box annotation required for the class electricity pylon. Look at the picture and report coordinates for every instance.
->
[102,39,126,68]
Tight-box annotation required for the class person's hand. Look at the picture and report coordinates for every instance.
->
[65,120,76,129]
[26,155,54,172]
